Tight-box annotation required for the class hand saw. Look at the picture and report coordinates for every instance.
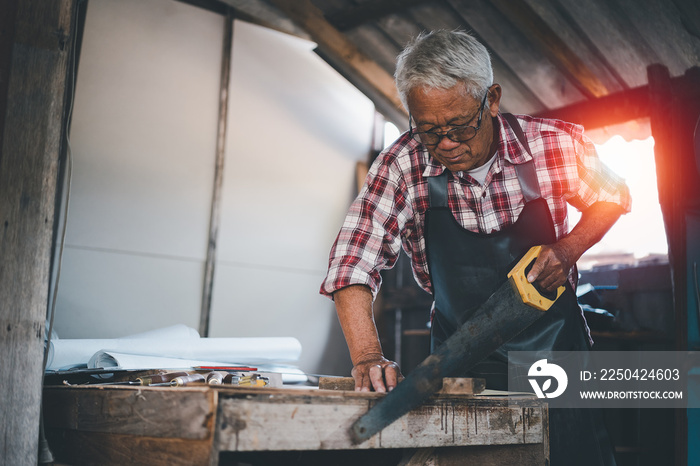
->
[350,245,565,443]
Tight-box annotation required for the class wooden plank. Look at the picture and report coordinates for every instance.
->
[43,386,217,440]
[215,389,546,451]
[0,1,76,463]
[440,377,486,395]
[318,377,486,395]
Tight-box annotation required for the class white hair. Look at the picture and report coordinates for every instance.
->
[395,30,493,110]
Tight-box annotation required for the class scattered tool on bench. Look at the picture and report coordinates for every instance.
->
[150,373,207,387]
[99,371,189,386]
[350,245,565,443]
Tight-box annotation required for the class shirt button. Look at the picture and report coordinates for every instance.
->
[482,191,487,198]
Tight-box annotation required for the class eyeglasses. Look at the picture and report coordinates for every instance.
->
[409,92,488,146]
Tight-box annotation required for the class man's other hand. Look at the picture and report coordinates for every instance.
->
[351,354,402,393]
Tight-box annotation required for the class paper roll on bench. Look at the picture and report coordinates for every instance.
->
[86,351,234,371]
[46,332,303,371]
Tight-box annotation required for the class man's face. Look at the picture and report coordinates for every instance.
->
[407,83,500,173]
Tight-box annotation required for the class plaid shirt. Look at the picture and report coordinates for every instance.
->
[320,113,631,299]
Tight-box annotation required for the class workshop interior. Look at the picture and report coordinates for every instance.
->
[2,0,699,465]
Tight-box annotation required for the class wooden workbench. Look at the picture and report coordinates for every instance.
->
[43,384,549,465]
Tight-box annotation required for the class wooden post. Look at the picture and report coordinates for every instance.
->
[0,1,76,463]
[199,11,234,338]
[648,64,700,466]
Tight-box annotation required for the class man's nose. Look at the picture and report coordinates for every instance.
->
[437,134,460,150]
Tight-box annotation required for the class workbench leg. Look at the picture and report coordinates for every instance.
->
[398,448,436,466]
[400,445,548,465]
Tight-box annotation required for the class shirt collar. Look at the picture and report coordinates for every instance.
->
[423,153,446,178]
[497,113,533,166]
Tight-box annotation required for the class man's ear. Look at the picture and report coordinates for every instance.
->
[488,84,502,117]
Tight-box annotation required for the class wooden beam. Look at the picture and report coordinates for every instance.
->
[490,0,610,99]
[534,84,649,129]
[0,0,76,463]
[268,0,408,126]
[535,69,700,131]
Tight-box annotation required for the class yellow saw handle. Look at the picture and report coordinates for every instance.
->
[507,245,565,311]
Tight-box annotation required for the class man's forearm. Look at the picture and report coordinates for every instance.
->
[558,201,627,265]
[333,284,383,365]
[334,284,402,391]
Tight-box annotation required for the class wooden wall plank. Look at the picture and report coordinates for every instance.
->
[0,1,76,463]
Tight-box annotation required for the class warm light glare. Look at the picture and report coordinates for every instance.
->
[571,135,668,265]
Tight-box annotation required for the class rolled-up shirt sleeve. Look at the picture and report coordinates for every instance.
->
[567,127,632,214]
[320,154,409,300]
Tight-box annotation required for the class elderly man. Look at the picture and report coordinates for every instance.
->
[321,30,629,465]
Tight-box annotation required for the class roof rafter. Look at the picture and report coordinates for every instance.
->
[489,0,610,99]
[322,0,434,32]
[269,0,408,126]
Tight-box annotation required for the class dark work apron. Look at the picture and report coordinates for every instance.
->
[424,113,616,466]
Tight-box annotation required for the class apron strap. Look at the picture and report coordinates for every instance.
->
[503,113,580,289]
[503,113,541,203]
[427,171,449,208]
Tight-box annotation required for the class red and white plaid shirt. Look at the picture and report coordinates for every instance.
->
[320,113,631,299]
